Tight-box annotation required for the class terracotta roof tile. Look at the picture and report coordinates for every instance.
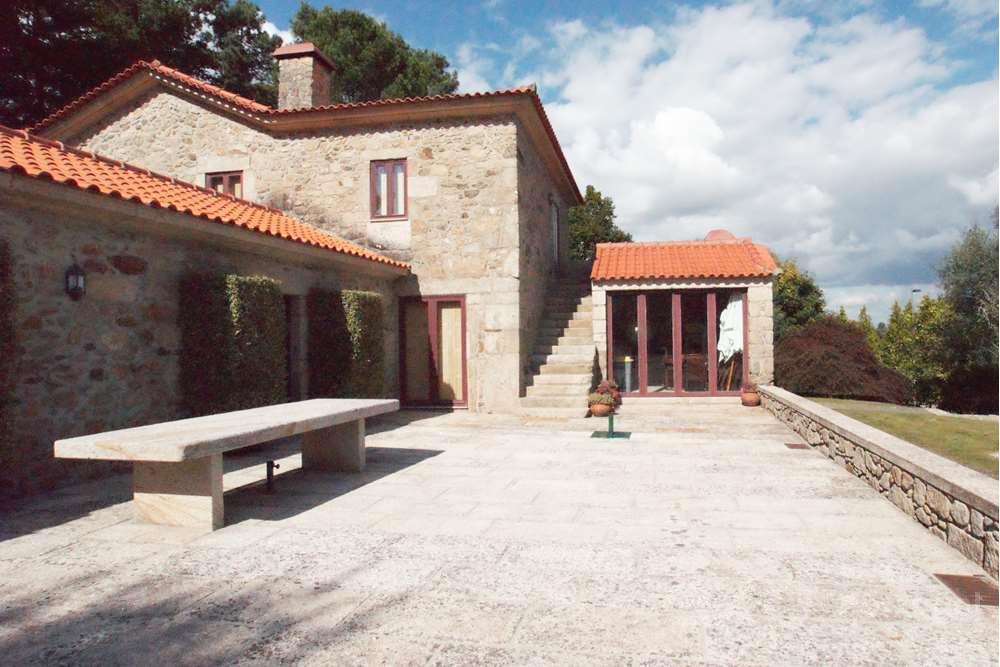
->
[591,236,778,281]
[0,125,408,270]
[27,60,582,203]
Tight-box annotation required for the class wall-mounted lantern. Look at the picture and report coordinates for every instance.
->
[65,261,85,301]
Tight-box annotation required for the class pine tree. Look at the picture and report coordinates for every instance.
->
[856,306,880,360]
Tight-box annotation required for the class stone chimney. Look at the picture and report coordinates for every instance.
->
[272,42,334,109]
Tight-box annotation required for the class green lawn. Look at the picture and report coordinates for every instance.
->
[813,398,999,478]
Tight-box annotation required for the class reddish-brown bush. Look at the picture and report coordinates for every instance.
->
[775,316,911,404]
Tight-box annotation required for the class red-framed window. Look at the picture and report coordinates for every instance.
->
[370,159,407,219]
[206,171,243,198]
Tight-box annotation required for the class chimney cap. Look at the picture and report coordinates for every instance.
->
[272,42,334,71]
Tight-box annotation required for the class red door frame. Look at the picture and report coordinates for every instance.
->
[399,295,468,408]
[606,289,748,397]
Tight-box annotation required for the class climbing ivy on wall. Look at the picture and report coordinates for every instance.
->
[178,273,287,416]
[308,288,385,398]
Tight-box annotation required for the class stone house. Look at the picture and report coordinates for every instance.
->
[0,125,407,494]
[1,42,778,492]
[30,45,581,415]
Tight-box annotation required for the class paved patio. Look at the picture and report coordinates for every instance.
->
[1,404,996,665]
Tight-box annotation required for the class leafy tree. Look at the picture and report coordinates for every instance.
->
[879,296,951,405]
[290,4,458,103]
[773,259,825,341]
[856,306,880,360]
[935,223,999,412]
[836,306,849,323]
[1,0,281,128]
[567,185,632,261]
[937,224,999,369]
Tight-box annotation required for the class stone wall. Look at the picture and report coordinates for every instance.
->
[516,119,567,393]
[71,90,537,413]
[760,385,998,578]
[0,192,396,498]
[590,277,775,386]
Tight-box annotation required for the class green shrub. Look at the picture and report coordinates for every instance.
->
[342,290,384,397]
[308,288,384,398]
[0,240,14,448]
[225,276,287,410]
[307,288,350,398]
[178,273,287,416]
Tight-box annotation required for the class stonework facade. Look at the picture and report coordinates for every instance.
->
[1,187,396,496]
[590,278,775,387]
[67,89,569,413]
[761,386,999,578]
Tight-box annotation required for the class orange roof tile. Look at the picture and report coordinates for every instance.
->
[28,60,582,204]
[591,235,778,281]
[0,125,408,270]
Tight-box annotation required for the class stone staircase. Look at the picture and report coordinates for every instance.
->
[520,279,595,417]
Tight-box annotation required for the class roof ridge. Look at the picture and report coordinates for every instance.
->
[27,59,580,203]
[596,238,754,247]
[0,124,288,217]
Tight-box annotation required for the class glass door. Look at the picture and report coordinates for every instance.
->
[679,292,709,392]
[606,289,747,396]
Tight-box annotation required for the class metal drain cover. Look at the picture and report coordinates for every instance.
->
[934,574,999,605]
[785,442,810,450]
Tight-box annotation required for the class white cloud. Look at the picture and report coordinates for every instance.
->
[455,43,496,92]
[484,2,996,321]
[263,21,294,45]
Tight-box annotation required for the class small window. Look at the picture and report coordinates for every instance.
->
[206,171,243,198]
[370,159,407,219]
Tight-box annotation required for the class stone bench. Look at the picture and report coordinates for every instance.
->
[54,398,398,530]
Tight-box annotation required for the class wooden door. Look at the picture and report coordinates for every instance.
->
[400,296,467,406]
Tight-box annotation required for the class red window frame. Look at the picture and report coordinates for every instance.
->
[370,159,408,220]
[205,171,243,198]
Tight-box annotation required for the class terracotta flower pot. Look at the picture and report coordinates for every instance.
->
[590,402,613,417]
[741,388,760,407]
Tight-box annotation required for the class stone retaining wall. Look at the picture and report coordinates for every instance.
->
[760,386,998,578]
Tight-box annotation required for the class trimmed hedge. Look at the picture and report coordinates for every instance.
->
[775,315,911,404]
[0,240,14,451]
[179,273,287,416]
[308,288,385,398]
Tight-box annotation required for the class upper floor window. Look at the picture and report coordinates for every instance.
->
[206,171,243,198]
[370,159,407,219]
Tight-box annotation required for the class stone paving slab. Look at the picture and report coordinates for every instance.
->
[0,406,997,665]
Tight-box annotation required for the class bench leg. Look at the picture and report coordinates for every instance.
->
[132,454,224,530]
[302,420,365,472]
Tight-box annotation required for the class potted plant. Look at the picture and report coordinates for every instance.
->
[589,380,623,416]
[741,382,760,407]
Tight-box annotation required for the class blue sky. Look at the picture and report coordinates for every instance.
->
[258,1,999,322]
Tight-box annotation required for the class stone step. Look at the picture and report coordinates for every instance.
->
[526,382,593,397]
[532,343,596,356]
[539,320,592,335]
[534,333,594,347]
[520,395,590,408]
[538,362,593,374]
[542,309,592,322]
[532,352,594,365]
[526,373,593,385]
